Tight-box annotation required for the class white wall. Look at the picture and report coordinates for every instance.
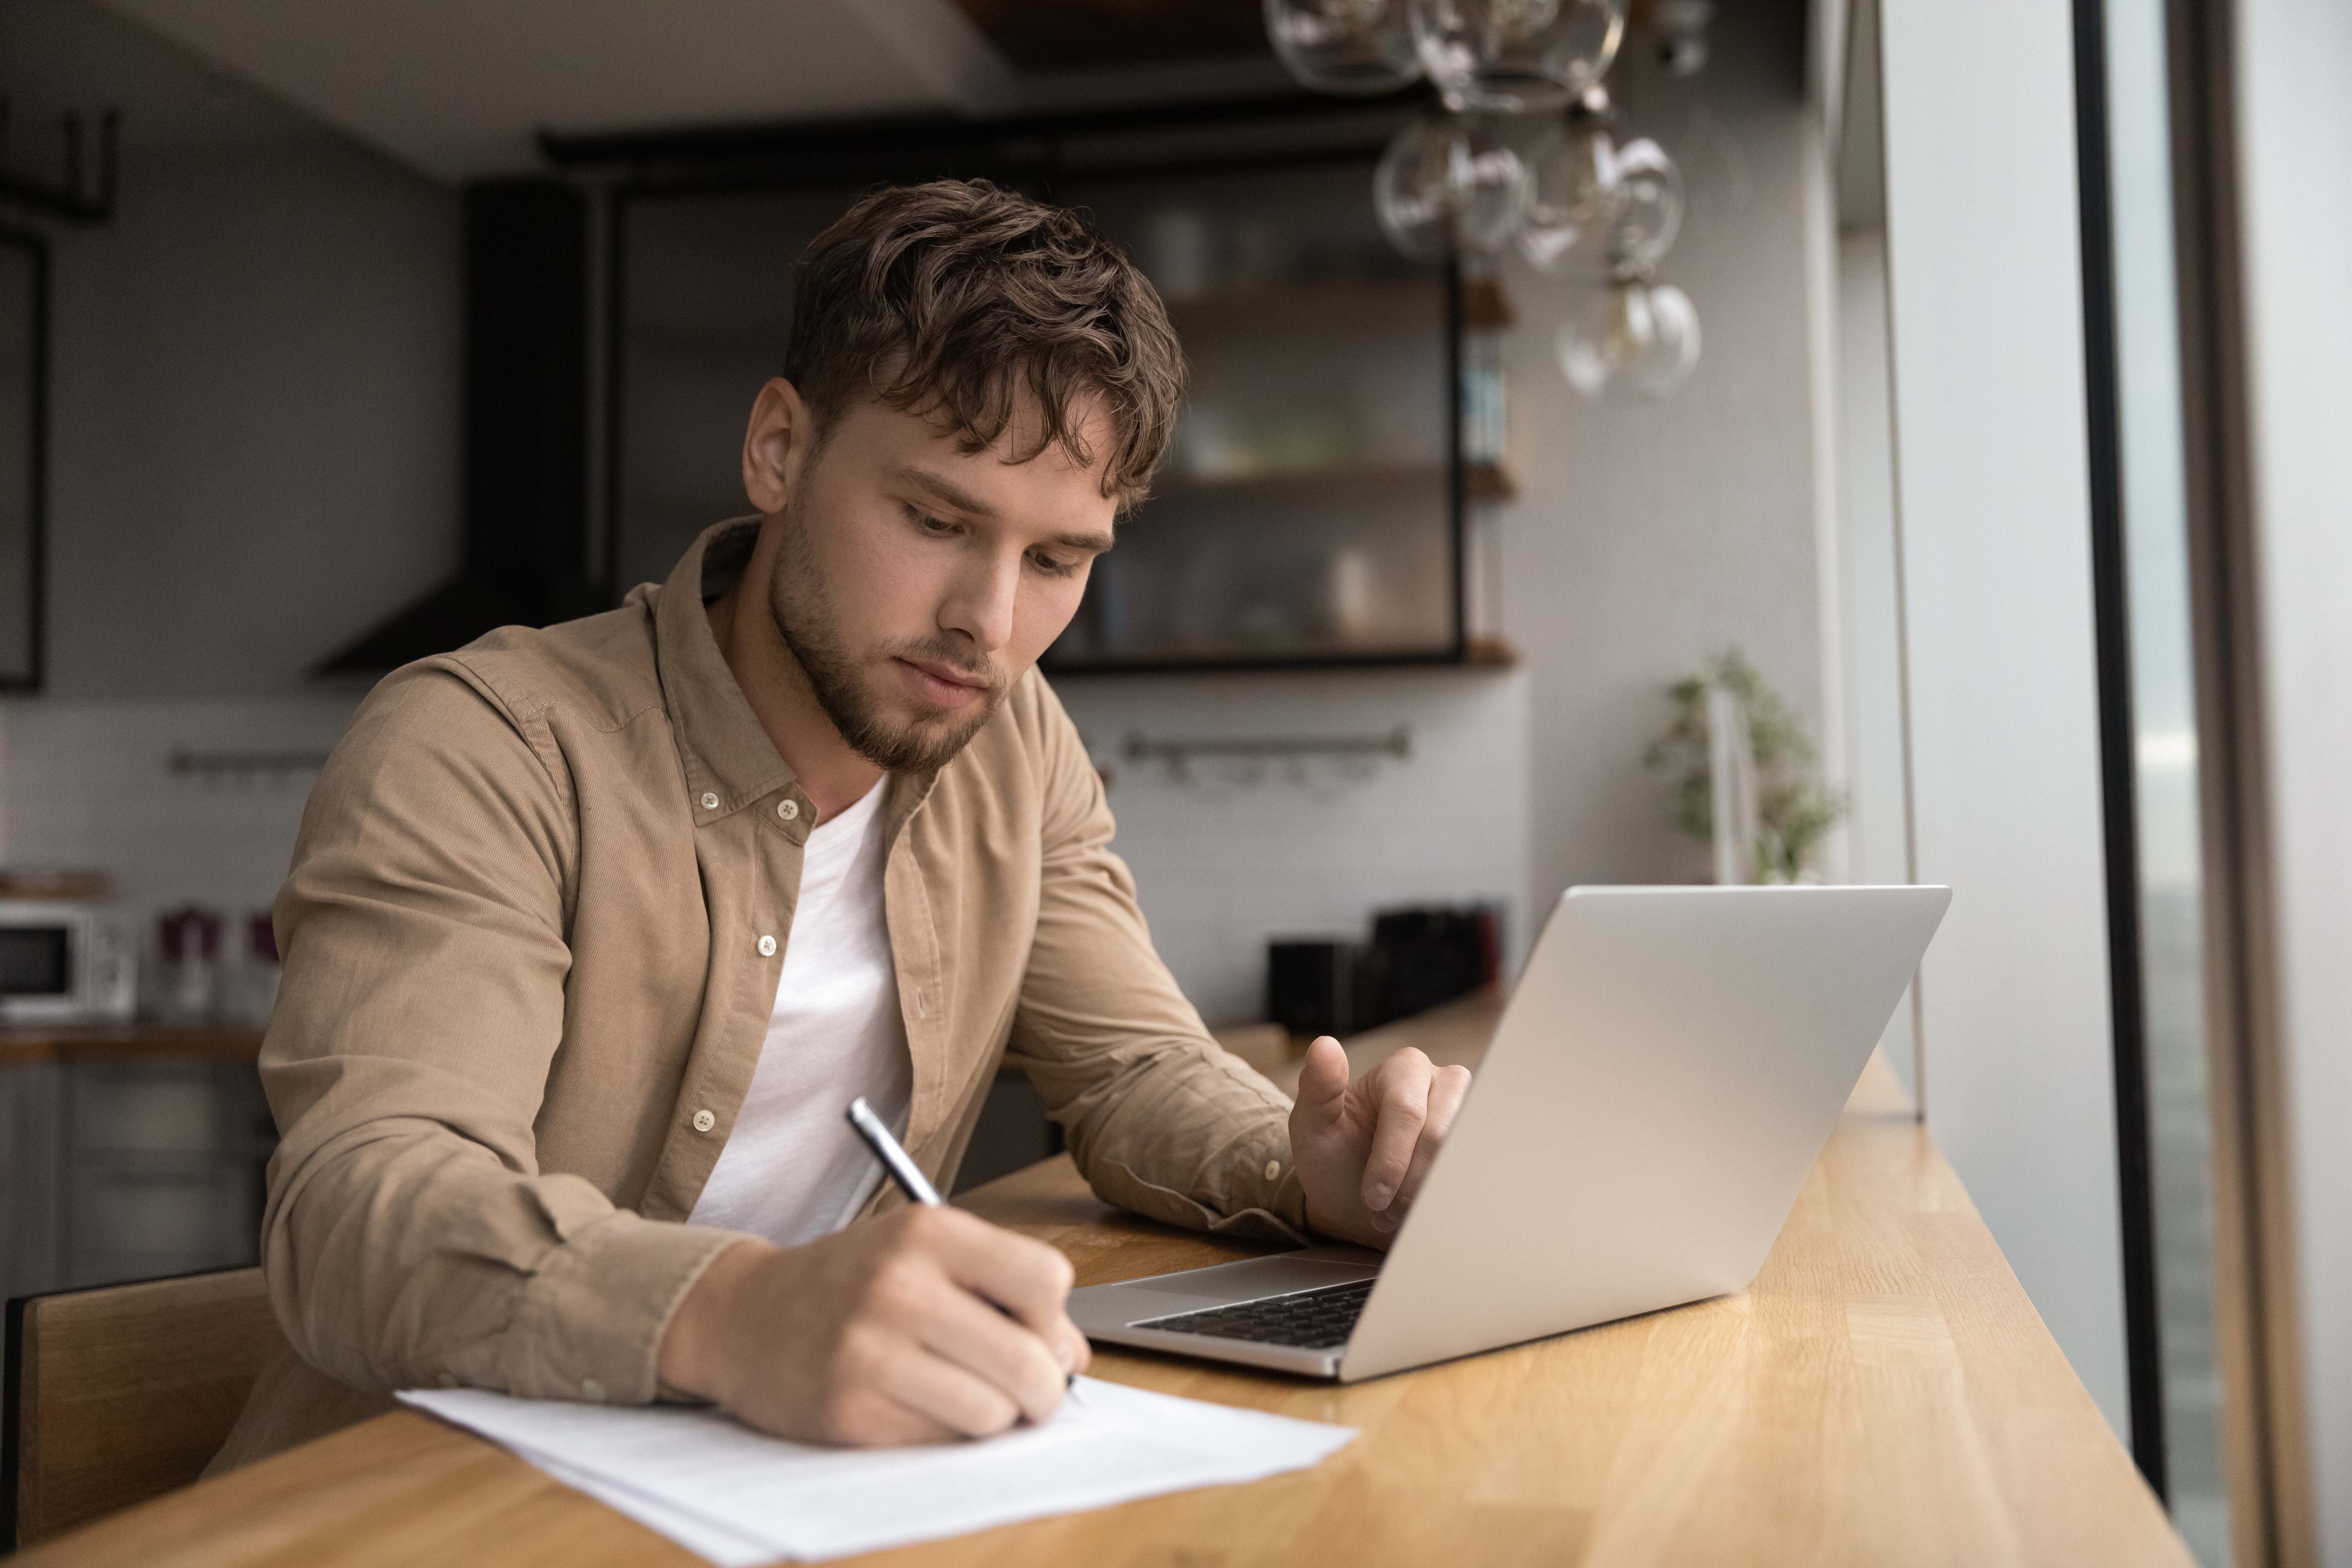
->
[1878,0,2131,1438]
[0,0,456,933]
[1494,0,1833,908]
[1,0,462,699]
[0,696,355,933]
[1056,669,1530,1027]
[2235,0,2352,1554]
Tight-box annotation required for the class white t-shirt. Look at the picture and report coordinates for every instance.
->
[687,777,913,1250]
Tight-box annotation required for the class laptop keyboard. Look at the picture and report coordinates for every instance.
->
[1132,1278,1376,1350]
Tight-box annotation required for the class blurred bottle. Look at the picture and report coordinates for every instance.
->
[226,912,282,1031]
[1147,208,1216,300]
[154,905,223,1025]
[1460,344,1508,465]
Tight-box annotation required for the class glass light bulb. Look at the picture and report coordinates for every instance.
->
[1373,113,1529,262]
[1408,0,1627,114]
[1519,120,1618,273]
[1556,279,1701,400]
[1265,0,1424,94]
[1601,137,1684,277]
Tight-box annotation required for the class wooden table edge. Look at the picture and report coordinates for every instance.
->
[14,1044,2193,1568]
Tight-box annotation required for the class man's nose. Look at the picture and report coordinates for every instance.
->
[939,546,1021,654]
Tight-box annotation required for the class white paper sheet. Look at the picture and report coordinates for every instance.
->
[524,1451,781,1568]
[399,1376,1354,1564]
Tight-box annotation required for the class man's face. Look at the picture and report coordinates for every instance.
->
[755,390,1117,773]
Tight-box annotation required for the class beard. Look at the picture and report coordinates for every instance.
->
[766,506,1008,774]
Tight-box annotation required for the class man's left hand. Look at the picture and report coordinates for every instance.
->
[1288,1039,1472,1248]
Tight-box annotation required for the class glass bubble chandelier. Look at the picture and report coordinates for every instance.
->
[1264,0,1703,401]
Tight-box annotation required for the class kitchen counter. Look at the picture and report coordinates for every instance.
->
[0,1027,265,1067]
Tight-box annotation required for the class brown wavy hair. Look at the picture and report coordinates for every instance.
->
[784,179,1186,510]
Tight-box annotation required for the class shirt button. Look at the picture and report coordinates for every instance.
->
[700,792,719,810]
[1264,1160,1282,1182]
[757,934,777,957]
[777,798,800,821]
[580,1378,606,1403]
[692,1108,716,1133]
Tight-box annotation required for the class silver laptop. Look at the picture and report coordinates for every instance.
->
[1070,883,1950,1381]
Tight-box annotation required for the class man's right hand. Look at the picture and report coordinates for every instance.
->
[656,1206,1088,1445]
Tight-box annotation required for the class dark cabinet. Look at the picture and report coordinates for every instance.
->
[604,103,1469,672]
[1,1055,271,1297]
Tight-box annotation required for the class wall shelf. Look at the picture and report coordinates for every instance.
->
[1152,463,1443,502]
[607,113,1472,677]
[1464,635,1521,667]
[1466,462,1519,502]
[1161,278,1441,339]
[1463,276,1516,330]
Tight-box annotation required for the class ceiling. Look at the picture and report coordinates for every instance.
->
[952,0,1265,72]
[91,0,1280,181]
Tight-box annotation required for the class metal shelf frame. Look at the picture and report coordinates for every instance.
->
[580,93,1485,676]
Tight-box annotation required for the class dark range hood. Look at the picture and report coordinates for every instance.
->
[316,180,599,674]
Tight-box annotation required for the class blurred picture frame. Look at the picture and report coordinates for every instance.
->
[0,225,45,691]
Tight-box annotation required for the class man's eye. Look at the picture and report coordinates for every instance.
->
[906,505,958,536]
[1029,552,1080,578]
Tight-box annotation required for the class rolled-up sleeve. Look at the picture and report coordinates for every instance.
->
[1002,684,1311,1243]
[259,663,747,1405]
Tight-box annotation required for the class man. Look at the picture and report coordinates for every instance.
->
[215,179,1472,1464]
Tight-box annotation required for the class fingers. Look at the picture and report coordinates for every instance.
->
[905,1262,1072,1426]
[1395,1063,1472,1209]
[1293,1036,1349,1125]
[874,1340,1032,1440]
[1360,1049,1434,1214]
[827,1324,1018,1444]
[820,1374,966,1447]
[701,1212,1092,1448]
[826,1212,1079,1440]
[922,1209,1079,1360]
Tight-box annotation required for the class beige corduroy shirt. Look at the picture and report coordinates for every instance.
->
[211,519,1307,1469]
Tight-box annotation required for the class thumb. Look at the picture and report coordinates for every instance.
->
[1294,1037,1350,1124]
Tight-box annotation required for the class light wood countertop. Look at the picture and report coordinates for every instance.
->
[0,1025,265,1068]
[17,999,2190,1567]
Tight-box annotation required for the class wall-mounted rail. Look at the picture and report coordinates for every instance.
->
[1120,727,1413,783]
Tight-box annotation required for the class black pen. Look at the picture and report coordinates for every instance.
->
[845,1097,1084,1405]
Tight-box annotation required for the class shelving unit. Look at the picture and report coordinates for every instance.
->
[1038,155,1460,673]
[601,100,1502,676]
[1158,278,1441,338]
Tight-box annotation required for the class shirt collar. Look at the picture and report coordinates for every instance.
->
[655,518,798,820]
[652,517,942,832]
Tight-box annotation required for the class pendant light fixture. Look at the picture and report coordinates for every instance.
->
[1263,0,1708,400]
[1373,111,1530,261]
[1409,0,1627,114]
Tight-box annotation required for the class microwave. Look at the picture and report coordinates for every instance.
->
[0,900,138,1024]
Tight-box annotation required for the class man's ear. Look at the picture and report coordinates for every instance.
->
[741,378,814,515]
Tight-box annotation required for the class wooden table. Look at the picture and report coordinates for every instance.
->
[18,1004,2191,1567]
